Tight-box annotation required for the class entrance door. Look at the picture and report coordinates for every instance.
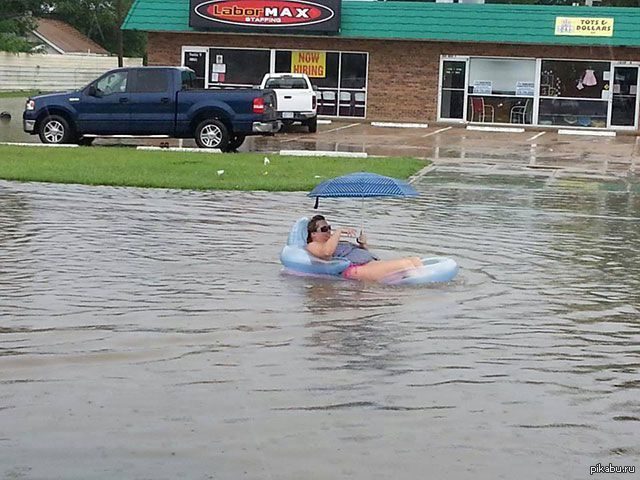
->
[609,65,639,129]
[182,48,208,88]
[438,58,468,121]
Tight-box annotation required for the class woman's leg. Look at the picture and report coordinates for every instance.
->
[348,258,422,282]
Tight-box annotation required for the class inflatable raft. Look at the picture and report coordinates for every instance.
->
[280,218,458,285]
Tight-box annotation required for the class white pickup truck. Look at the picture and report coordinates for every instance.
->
[259,73,317,132]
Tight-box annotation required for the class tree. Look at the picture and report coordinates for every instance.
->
[0,0,50,52]
[0,1,146,58]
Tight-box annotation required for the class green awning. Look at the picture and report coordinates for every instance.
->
[123,0,640,47]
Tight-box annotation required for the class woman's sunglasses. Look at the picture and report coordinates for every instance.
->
[317,225,332,233]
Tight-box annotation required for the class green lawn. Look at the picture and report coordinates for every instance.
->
[0,91,41,99]
[0,145,428,191]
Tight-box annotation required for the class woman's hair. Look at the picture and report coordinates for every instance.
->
[307,214,326,243]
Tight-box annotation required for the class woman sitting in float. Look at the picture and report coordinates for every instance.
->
[306,214,423,282]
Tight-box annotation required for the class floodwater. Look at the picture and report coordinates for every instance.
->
[1,173,639,480]
[0,97,33,143]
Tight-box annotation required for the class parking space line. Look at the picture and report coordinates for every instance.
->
[528,132,546,142]
[322,122,361,134]
[280,122,360,143]
[421,126,452,138]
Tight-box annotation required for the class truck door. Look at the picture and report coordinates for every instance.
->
[76,70,131,134]
[128,69,175,135]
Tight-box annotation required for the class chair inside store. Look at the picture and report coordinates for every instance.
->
[470,96,495,122]
[339,91,353,116]
[318,90,337,116]
[510,98,530,124]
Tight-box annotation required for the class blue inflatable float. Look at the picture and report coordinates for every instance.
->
[280,218,459,285]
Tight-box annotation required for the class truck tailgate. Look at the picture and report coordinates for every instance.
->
[274,89,313,113]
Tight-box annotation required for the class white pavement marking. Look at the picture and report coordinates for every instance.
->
[408,164,437,183]
[421,126,452,138]
[323,122,361,134]
[466,125,525,133]
[137,146,221,153]
[280,149,367,158]
[82,134,169,138]
[558,129,616,137]
[0,142,78,148]
[371,121,429,128]
[281,122,360,143]
[527,132,546,141]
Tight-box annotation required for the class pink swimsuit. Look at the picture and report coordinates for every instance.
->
[342,264,364,279]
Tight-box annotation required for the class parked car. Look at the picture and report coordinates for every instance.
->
[23,67,279,151]
[259,73,317,133]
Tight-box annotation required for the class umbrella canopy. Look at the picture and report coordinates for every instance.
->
[308,172,418,208]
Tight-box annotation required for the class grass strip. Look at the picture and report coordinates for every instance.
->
[0,145,428,191]
[0,91,41,99]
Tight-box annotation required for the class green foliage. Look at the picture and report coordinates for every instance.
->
[0,146,427,192]
[0,0,45,52]
[0,1,146,57]
[0,33,36,53]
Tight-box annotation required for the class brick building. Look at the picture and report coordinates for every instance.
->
[123,1,640,131]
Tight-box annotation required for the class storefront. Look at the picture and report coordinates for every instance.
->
[182,46,368,117]
[439,56,639,129]
[123,1,640,130]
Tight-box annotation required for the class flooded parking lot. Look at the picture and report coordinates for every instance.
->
[1,171,638,479]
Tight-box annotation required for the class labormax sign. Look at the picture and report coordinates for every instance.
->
[190,0,341,33]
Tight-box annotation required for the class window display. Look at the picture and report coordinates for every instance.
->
[539,60,610,99]
[466,58,536,124]
[208,48,270,87]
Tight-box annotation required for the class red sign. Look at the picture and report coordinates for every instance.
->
[193,0,335,28]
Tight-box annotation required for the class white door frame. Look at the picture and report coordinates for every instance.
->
[437,55,469,123]
[181,46,210,87]
[607,63,640,130]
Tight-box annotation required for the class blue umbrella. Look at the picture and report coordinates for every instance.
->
[308,172,418,209]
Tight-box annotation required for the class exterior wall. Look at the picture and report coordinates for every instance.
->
[148,32,640,122]
[0,53,143,91]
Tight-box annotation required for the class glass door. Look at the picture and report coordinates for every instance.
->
[438,58,468,121]
[182,47,208,88]
[609,65,639,129]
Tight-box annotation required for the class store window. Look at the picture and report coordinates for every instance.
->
[340,53,367,89]
[275,50,367,117]
[181,47,368,118]
[467,58,536,124]
[538,60,611,127]
[209,48,270,87]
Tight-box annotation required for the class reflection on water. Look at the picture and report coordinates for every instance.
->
[0,174,638,479]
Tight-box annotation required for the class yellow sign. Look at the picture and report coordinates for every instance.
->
[291,51,326,78]
[555,17,614,37]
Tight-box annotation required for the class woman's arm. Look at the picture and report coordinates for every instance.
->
[307,228,356,259]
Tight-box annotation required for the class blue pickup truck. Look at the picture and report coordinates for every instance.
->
[23,66,279,151]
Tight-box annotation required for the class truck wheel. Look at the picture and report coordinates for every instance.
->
[307,116,318,133]
[225,134,246,152]
[39,115,73,144]
[195,118,229,150]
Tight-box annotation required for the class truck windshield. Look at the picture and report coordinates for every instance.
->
[265,78,308,89]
